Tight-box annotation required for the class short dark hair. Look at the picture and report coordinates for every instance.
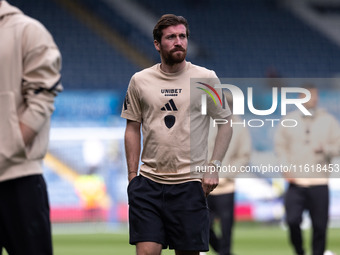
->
[153,14,190,43]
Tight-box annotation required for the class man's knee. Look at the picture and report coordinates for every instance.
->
[312,220,328,234]
[286,215,302,228]
[136,242,162,255]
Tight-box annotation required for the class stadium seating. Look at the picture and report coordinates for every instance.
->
[9,0,139,90]
[11,0,340,90]
[135,0,340,78]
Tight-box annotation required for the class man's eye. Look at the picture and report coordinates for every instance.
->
[165,34,186,40]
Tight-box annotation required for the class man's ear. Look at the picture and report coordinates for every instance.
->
[154,40,160,52]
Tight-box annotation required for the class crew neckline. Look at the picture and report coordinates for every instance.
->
[157,61,189,77]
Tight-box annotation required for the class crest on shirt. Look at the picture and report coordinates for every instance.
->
[161,99,178,129]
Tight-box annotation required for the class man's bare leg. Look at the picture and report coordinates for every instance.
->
[136,242,162,255]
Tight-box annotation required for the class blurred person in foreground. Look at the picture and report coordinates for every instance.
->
[208,92,252,255]
[121,14,232,255]
[0,1,62,254]
[275,84,340,255]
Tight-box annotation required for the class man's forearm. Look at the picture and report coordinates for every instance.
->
[202,116,233,196]
[210,116,233,162]
[124,120,141,182]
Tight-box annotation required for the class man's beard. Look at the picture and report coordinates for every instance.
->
[160,46,187,66]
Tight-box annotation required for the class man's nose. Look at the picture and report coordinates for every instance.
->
[174,36,182,45]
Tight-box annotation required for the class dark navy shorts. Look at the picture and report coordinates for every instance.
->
[128,175,209,251]
[0,175,52,255]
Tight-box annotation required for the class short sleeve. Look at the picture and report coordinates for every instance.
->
[205,73,231,119]
[121,75,142,122]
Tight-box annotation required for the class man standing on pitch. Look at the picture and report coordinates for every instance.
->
[275,84,340,255]
[0,1,62,254]
[121,14,232,255]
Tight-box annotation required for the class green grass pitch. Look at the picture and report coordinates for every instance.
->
[2,222,340,254]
